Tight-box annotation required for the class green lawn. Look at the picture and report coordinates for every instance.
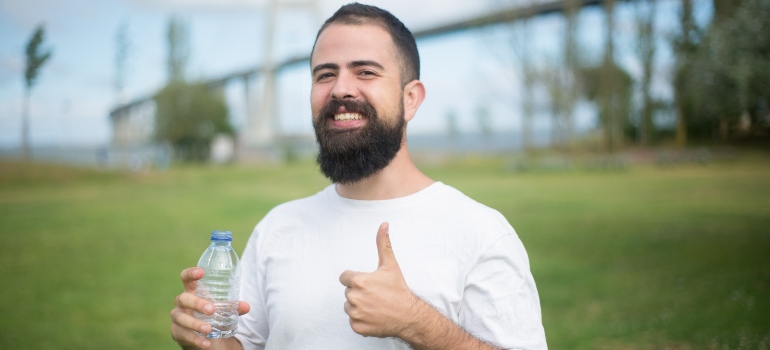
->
[1,153,768,349]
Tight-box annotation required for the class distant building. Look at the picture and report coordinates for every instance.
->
[110,99,156,147]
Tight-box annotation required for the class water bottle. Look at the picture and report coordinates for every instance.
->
[194,230,241,338]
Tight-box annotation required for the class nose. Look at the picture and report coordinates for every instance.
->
[330,71,358,100]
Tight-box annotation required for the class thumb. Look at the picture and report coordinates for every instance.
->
[376,222,397,268]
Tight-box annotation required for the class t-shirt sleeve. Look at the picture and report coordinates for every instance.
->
[234,226,269,350]
[459,233,548,350]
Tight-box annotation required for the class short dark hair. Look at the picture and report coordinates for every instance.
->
[311,3,420,87]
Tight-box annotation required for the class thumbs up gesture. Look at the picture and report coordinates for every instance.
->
[339,222,421,338]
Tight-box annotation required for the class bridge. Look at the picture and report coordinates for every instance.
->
[109,0,606,160]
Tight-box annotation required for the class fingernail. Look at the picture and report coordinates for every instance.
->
[204,304,214,313]
[202,339,211,348]
[200,324,209,333]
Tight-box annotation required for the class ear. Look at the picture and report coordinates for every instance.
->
[402,80,426,123]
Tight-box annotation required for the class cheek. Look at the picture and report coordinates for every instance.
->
[310,88,326,117]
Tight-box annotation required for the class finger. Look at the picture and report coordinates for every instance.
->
[181,267,203,292]
[339,270,363,287]
[177,292,215,315]
[237,301,251,316]
[171,322,212,349]
[376,222,396,268]
[171,307,212,334]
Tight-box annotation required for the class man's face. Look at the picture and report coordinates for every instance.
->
[310,23,407,184]
[310,23,404,132]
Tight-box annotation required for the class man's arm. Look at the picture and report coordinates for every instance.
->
[339,223,502,350]
[395,296,501,350]
[170,267,250,350]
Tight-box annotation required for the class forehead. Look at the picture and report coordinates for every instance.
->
[311,23,398,68]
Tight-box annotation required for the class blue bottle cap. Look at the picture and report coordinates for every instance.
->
[210,230,233,241]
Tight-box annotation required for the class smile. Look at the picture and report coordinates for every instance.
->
[334,113,364,121]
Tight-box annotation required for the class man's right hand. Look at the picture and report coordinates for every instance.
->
[170,267,250,349]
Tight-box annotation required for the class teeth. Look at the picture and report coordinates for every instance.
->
[334,113,363,121]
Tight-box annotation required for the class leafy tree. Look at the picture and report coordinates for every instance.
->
[684,0,770,140]
[578,62,635,150]
[22,24,52,158]
[154,82,233,161]
[153,16,233,161]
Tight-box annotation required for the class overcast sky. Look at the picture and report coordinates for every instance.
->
[0,0,709,149]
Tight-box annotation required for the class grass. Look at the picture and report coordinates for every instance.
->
[0,153,768,349]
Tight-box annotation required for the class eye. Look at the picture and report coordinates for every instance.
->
[359,70,377,77]
[315,72,335,82]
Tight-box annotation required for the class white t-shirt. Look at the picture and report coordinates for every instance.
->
[234,182,547,350]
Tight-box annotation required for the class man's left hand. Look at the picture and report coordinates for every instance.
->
[339,222,420,338]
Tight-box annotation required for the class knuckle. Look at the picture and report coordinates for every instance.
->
[350,275,365,288]
[350,321,367,335]
[349,308,363,320]
[171,323,186,343]
[345,292,359,305]
[197,298,209,311]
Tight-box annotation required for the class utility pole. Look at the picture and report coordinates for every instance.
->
[242,0,322,149]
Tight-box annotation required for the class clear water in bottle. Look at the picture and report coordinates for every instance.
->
[194,230,241,338]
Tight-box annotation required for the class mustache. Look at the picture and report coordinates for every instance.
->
[317,99,378,121]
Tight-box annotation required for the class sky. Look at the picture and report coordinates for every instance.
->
[0,0,711,149]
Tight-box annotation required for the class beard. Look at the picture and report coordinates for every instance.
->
[313,98,405,185]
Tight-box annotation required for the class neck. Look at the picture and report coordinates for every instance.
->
[335,144,434,200]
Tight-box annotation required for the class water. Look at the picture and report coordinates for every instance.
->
[194,231,241,338]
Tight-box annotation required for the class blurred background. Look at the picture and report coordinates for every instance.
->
[1,0,769,349]
[2,0,767,165]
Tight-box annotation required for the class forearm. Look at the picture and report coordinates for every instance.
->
[399,298,501,350]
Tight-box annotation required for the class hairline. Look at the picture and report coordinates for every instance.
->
[311,20,414,88]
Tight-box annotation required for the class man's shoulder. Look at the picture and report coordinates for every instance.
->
[264,185,332,218]
[434,183,508,219]
[423,182,515,239]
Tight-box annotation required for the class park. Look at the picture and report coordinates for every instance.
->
[1,150,768,349]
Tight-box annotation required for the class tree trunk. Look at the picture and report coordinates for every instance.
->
[602,0,618,152]
[637,0,656,147]
[22,89,30,159]
[675,0,694,148]
[675,98,687,147]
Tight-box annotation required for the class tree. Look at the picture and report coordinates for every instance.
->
[115,20,132,104]
[578,61,635,150]
[154,16,233,161]
[154,82,233,161]
[22,24,53,159]
[686,0,770,140]
[486,0,538,154]
[672,0,700,147]
[635,0,657,146]
[476,105,493,147]
[579,0,635,152]
[166,16,189,83]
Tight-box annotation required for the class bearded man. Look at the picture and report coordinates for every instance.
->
[171,3,546,350]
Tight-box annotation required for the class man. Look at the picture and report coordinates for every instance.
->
[171,3,546,349]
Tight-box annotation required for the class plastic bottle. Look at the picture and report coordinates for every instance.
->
[194,230,241,338]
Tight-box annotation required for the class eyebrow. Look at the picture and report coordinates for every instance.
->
[349,60,384,71]
[311,60,385,76]
[312,63,338,76]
